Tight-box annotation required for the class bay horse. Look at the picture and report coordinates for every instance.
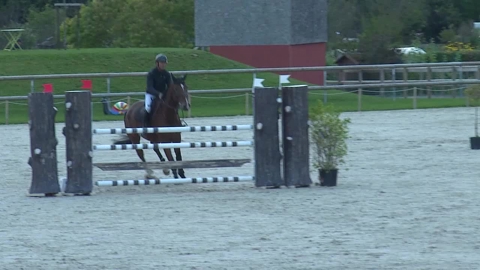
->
[113,75,190,180]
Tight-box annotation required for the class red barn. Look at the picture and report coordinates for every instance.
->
[195,0,328,85]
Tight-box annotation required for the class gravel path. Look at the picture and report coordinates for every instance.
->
[0,107,479,270]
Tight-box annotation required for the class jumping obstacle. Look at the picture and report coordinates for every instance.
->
[96,176,255,187]
[27,85,312,196]
[93,125,254,134]
[92,141,253,150]
[94,159,251,171]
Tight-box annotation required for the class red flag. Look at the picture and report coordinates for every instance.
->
[43,83,53,93]
[81,80,92,90]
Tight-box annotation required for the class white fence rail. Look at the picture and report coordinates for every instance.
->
[1,61,480,81]
[1,61,480,93]
[1,62,480,124]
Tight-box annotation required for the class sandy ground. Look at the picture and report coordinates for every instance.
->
[0,107,479,270]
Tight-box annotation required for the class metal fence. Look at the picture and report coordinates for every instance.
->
[1,61,480,124]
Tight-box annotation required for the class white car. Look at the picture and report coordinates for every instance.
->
[395,47,426,55]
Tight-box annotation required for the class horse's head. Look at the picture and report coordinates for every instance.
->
[167,74,190,111]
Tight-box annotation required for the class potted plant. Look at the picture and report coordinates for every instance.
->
[464,84,480,149]
[309,101,351,186]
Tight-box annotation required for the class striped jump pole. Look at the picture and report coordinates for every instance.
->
[95,176,255,186]
[93,141,253,151]
[93,125,253,134]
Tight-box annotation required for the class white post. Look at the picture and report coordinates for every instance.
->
[107,77,111,94]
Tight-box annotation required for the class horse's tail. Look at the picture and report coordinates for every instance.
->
[113,135,132,145]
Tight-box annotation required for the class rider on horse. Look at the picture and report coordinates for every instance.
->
[144,53,173,127]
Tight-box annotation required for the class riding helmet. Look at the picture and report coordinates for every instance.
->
[155,54,168,63]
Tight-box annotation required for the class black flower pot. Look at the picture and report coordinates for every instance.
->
[319,169,338,187]
[470,137,480,150]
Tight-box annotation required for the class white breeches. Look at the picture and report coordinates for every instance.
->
[145,93,156,113]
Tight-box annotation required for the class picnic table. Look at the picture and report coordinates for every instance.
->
[1,29,24,51]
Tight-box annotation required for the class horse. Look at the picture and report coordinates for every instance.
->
[113,75,190,180]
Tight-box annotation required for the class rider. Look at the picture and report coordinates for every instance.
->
[144,53,173,127]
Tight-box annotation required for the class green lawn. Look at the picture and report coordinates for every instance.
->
[0,48,471,124]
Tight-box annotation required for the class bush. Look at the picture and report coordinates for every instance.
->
[436,50,480,62]
[310,101,351,171]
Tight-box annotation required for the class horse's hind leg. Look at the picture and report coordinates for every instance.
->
[174,148,186,178]
[153,148,170,176]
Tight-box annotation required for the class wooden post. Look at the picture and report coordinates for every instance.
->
[451,67,457,98]
[413,87,417,109]
[245,92,249,115]
[64,91,93,195]
[380,69,385,97]
[281,85,312,187]
[391,69,396,100]
[440,71,446,98]
[253,87,282,188]
[5,100,8,125]
[358,71,363,112]
[27,93,60,196]
[427,67,432,98]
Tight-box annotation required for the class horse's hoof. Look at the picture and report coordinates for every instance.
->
[145,174,158,180]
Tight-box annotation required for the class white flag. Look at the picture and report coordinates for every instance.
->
[279,74,290,84]
[253,78,264,88]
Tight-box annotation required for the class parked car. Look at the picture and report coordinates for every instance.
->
[395,46,426,55]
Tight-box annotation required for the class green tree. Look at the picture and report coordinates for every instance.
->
[62,0,194,48]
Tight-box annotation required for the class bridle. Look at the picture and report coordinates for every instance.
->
[157,83,188,126]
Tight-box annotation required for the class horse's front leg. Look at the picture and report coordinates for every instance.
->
[153,148,169,175]
[136,149,157,180]
[163,148,178,179]
[174,147,186,178]
[153,148,166,162]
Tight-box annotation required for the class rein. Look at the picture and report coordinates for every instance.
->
[154,84,189,127]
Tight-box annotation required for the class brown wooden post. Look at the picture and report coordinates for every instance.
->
[358,71,363,112]
[253,87,283,188]
[27,93,60,196]
[281,85,312,187]
[64,91,93,195]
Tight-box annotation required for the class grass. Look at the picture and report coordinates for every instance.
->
[0,47,472,124]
